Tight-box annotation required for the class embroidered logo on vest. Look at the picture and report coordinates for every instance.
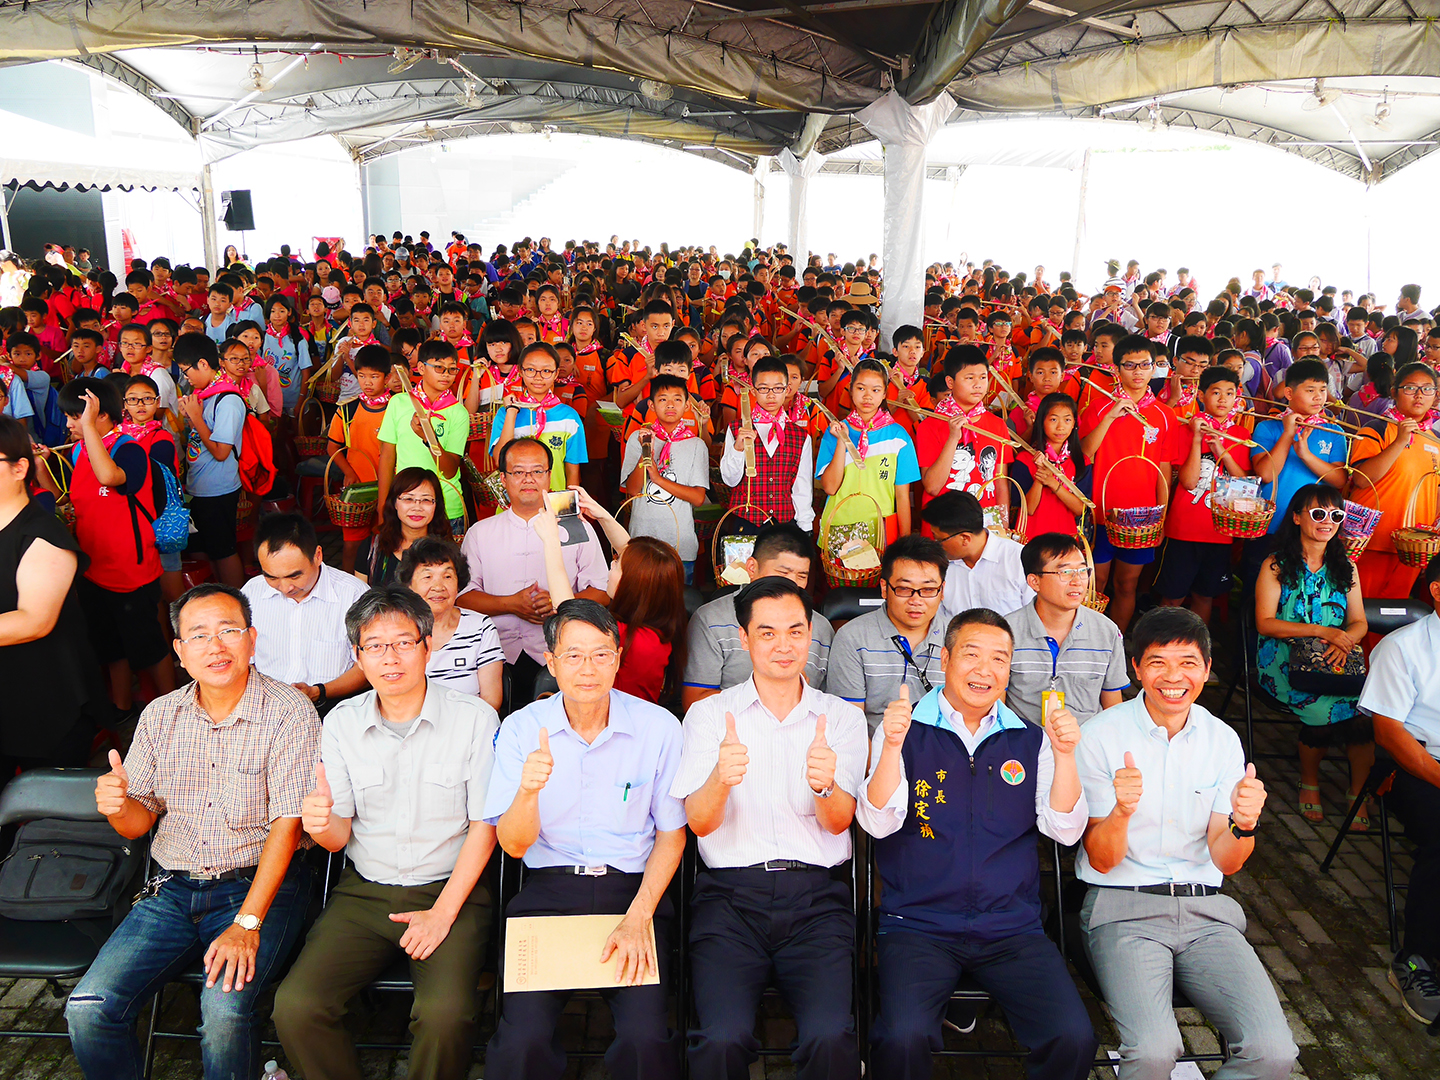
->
[1000,760,1026,786]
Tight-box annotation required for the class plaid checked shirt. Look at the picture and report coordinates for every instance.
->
[124,668,321,874]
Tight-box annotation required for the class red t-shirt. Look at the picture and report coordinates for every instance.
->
[1164,420,1253,544]
[614,623,671,703]
[1016,450,1082,538]
[1079,395,1186,516]
[915,407,1013,509]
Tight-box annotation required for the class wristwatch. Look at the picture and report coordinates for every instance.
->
[234,912,262,932]
[813,784,834,800]
[1228,813,1255,839]
[314,682,328,707]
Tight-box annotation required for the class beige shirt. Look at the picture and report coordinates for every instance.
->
[125,669,321,874]
[322,682,500,886]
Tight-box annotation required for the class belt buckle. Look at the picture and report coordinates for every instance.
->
[763,860,787,872]
[190,870,221,881]
[579,866,608,877]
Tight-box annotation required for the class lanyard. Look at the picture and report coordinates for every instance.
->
[892,634,935,693]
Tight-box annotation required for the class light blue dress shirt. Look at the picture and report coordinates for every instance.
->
[1358,610,1440,757]
[482,690,688,872]
[1075,695,1245,888]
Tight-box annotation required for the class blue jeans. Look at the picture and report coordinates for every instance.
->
[66,859,312,1080]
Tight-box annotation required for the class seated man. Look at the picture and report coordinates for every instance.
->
[274,585,500,1080]
[67,584,319,1080]
[1357,553,1440,1023]
[826,535,949,733]
[1076,608,1298,1080]
[860,608,1097,1080]
[682,521,834,710]
[922,490,1034,626]
[459,437,610,708]
[242,512,369,712]
[1005,532,1128,726]
[674,577,868,1080]
[484,599,687,1080]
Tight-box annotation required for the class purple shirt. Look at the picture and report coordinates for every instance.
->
[458,509,610,664]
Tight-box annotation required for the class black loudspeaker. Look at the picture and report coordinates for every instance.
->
[221,189,255,232]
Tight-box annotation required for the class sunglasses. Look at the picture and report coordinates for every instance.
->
[1307,507,1347,524]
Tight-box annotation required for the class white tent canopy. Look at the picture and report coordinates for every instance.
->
[0,109,201,192]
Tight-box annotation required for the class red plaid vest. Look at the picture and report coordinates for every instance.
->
[727,418,809,526]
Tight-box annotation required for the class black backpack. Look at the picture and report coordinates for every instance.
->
[0,818,145,924]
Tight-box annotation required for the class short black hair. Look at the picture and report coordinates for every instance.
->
[1425,551,1440,588]
[943,608,1014,651]
[1128,606,1212,665]
[734,575,812,630]
[175,331,219,370]
[396,536,471,592]
[1020,532,1083,577]
[543,597,620,650]
[1285,358,1330,389]
[880,534,948,582]
[750,521,813,567]
[1199,366,1239,392]
[345,584,435,648]
[58,376,124,423]
[943,344,989,377]
[497,436,555,472]
[653,339,691,368]
[170,583,251,635]
[254,512,320,558]
[1114,334,1155,365]
[749,355,788,383]
[920,489,985,535]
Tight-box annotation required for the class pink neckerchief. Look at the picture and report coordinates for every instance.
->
[749,400,795,456]
[848,407,894,462]
[447,333,473,349]
[1284,409,1326,429]
[502,373,562,433]
[195,375,248,402]
[138,359,164,378]
[413,387,459,415]
[574,341,601,357]
[1044,440,1071,465]
[1383,405,1440,430]
[348,334,379,350]
[119,418,162,441]
[1128,389,1158,412]
[359,391,392,410]
[1175,380,1198,410]
[894,365,923,388]
[648,421,695,468]
[538,314,569,338]
[934,393,989,421]
[1026,391,1042,412]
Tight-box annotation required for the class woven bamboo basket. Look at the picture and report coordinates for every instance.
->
[1340,466,1383,562]
[1101,454,1168,550]
[1208,469,1274,539]
[323,447,378,530]
[294,396,329,459]
[1077,515,1109,614]
[1392,470,1440,569]
[819,490,885,589]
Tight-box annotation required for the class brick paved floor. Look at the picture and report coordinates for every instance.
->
[4,618,1440,1077]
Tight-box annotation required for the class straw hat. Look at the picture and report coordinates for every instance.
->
[846,281,880,305]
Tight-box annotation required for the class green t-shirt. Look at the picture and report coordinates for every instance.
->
[378,395,471,521]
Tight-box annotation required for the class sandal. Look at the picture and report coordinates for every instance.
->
[1299,783,1323,823]
[1348,795,1372,832]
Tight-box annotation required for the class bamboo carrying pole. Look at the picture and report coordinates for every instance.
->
[393,363,443,458]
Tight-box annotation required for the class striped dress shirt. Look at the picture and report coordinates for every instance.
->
[671,678,868,869]
[242,561,369,686]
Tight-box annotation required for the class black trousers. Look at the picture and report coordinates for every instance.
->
[504,653,545,716]
[687,867,860,1080]
[485,872,680,1080]
[869,927,1096,1080]
[1384,765,1440,960]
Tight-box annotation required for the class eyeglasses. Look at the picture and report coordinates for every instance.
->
[506,468,550,479]
[1307,507,1347,524]
[358,638,422,657]
[885,584,942,599]
[520,367,556,378]
[124,395,158,406]
[555,648,619,668]
[1118,361,1155,373]
[1397,384,1438,397]
[425,363,459,376]
[752,384,787,395]
[395,495,436,508]
[180,627,248,648]
[1038,566,1092,580]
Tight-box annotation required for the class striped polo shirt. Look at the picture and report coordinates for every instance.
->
[1002,601,1130,726]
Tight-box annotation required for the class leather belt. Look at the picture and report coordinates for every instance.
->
[1100,882,1221,897]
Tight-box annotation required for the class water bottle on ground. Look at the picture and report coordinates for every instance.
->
[261,1063,288,1080]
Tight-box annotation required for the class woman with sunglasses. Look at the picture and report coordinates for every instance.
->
[1349,361,1440,599]
[1255,484,1371,826]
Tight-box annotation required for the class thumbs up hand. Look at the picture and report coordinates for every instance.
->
[882,686,912,749]
[521,727,554,794]
[1043,706,1081,757]
[1231,763,1266,831]
[1113,751,1143,817]
[96,749,129,817]
[716,713,749,787]
[807,714,837,795]
[302,762,335,835]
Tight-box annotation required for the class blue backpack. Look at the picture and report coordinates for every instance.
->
[149,455,190,554]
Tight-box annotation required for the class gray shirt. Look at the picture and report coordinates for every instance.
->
[823,607,946,733]
[1003,601,1129,726]
[683,592,833,692]
[620,431,708,561]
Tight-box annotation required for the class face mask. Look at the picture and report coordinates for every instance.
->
[719,270,731,281]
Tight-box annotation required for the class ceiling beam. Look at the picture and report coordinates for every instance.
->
[900,0,1037,104]
[65,53,196,135]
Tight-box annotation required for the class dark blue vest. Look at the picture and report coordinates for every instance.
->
[874,708,1046,940]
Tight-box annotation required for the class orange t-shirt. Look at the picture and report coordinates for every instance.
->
[327,397,388,480]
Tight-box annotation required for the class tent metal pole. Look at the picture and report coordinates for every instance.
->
[751,156,768,240]
[359,159,371,246]
[0,183,13,252]
[1070,148,1091,283]
[199,163,220,271]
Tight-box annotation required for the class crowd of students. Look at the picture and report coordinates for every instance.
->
[1,234,1439,1078]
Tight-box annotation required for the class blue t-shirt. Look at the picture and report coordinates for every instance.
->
[185,393,246,497]
[203,310,238,344]
[1253,417,1347,532]
[816,418,921,522]
[488,401,588,490]
[2,374,34,423]
[262,331,312,412]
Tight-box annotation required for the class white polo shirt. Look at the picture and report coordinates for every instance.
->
[1358,610,1440,758]
[1075,695,1245,888]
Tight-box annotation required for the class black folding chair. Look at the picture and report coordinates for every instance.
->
[1320,761,1407,954]
[0,768,142,1042]
[819,586,883,629]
